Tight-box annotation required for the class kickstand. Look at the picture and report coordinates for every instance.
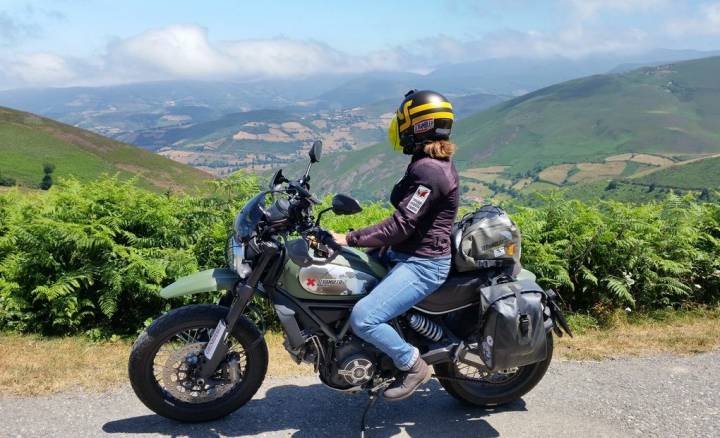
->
[360,390,380,438]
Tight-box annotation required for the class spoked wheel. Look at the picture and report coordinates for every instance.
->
[129,304,268,422]
[434,334,553,407]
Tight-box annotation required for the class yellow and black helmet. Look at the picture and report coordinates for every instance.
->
[388,89,454,154]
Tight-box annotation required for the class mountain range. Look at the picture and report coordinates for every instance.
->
[2,49,720,201]
[285,56,720,202]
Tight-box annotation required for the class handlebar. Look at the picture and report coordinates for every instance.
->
[288,181,319,204]
[303,227,342,265]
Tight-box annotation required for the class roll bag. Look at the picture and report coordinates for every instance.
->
[453,205,521,273]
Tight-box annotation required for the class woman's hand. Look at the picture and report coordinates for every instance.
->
[329,231,348,246]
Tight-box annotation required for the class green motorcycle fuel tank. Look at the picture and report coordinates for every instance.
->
[278,242,387,301]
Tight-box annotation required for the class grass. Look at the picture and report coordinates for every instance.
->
[2,308,718,397]
[634,155,720,190]
[556,307,720,360]
[0,106,211,193]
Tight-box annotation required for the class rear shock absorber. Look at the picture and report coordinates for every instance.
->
[407,313,443,342]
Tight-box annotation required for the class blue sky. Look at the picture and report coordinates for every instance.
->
[1,0,720,87]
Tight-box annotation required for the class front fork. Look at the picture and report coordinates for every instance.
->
[196,242,279,379]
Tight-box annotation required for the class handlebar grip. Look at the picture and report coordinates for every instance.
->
[305,228,341,264]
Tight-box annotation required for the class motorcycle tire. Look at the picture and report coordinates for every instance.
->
[128,304,268,422]
[434,333,553,407]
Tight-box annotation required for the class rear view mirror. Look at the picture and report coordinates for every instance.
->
[332,193,362,215]
[309,140,322,163]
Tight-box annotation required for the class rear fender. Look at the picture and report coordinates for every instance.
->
[160,268,241,299]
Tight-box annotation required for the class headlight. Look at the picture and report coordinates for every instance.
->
[227,236,252,279]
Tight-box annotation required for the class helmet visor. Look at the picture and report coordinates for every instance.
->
[387,115,402,152]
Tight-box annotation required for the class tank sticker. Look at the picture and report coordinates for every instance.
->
[298,265,378,295]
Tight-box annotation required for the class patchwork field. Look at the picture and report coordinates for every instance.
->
[567,161,627,183]
[538,164,575,185]
[456,150,718,203]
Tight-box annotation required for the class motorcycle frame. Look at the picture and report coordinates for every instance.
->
[198,243,460,378]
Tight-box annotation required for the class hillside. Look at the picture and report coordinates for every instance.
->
[119,108,391,176]
[294,56,720,201]
[0,107,210,192]
[632,155,720,190]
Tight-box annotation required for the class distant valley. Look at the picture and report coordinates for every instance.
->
[285,56,720,203]
[3,49,717,179]
[2,50,720,201]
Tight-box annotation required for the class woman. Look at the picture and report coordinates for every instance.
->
[331,89,459,401]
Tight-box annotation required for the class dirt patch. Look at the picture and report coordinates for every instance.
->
[538,164,575,185]
[567,161,626,183]
[311,119,327,129]
[605,153,635,162]
[629,154,674,166]
[512,177,533,190]
[460,166,510,185]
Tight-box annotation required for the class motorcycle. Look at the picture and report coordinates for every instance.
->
[128,140,571,433]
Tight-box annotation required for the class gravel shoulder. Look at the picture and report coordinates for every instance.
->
[1,351,718,438]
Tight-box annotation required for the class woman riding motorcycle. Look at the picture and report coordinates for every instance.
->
[331,89,459,401]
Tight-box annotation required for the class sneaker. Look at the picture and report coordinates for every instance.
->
[383,357,432,401]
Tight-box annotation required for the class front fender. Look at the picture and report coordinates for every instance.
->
[160,268,241,299]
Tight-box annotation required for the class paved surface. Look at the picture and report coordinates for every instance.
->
[1,351,718,438]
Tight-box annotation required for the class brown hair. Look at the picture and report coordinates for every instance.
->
[424,140,456,159]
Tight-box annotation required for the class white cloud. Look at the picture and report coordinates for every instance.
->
[567,0,670,20]
[108,25,235,78]
[667,2,720,36]
[0,0,718,89]
[6,52,77,85]
[100,25,404,82]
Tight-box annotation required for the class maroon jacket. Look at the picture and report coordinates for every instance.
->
[346,152,459,257]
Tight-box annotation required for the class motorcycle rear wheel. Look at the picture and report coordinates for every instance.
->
[128,304,268,422]
[434,333,553,407]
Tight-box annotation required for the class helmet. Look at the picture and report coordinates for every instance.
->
[388,89,454,154]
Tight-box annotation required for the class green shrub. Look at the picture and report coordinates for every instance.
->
[510,192,720,311]
[0,175,718,336]
[0,174,259,334]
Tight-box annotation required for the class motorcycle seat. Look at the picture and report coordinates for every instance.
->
[413,271,491,314]
[366,247,503,315]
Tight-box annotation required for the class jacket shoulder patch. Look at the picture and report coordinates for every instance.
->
[407,185,431,214]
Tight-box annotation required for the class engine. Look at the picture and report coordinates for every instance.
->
[319,338,376,391]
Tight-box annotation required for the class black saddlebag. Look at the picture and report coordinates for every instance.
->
[478,279,547,371]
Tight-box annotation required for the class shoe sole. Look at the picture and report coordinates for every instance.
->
[384,367,433,402]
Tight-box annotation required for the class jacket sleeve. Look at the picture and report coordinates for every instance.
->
[346,163,438,248]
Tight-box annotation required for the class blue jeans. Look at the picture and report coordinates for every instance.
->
[349,250,451,370]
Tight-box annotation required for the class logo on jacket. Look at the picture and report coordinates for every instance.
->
[407,185,431,214]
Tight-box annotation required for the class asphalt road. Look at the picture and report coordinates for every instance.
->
[1,351,718,438]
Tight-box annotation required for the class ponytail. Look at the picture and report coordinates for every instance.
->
[424,140,456,159]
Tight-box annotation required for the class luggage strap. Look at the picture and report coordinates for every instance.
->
[473,259,515,269]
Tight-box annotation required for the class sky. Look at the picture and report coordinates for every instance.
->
[1,0,720,88]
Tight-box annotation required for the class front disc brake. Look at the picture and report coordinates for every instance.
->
[161,343,236,403]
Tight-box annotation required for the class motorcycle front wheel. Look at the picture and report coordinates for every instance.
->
[434,333,553,407]
[128,304,268,422]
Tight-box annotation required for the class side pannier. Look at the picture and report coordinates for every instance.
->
[477,279,548,371]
